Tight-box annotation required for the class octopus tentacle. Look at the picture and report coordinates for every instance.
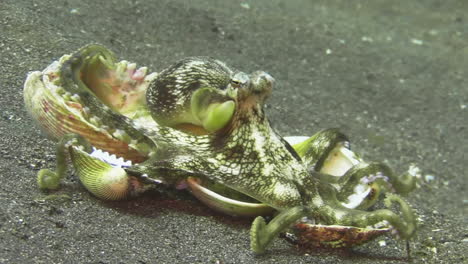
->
[37,134,92,190]
[250,184,416,253]
[333,162,416,209]
[316,183,416,239]
[291,128,350,171]
[250,206,308,254]
[292,129,416,209]
[38,133,147,200]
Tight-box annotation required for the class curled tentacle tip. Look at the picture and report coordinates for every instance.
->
[37,169,60,190]
[383,193,399,207]
[391,164,420,195]
[250,216,267,254]
[384,193,417,239]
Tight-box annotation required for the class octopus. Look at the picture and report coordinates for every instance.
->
[24,44,417,254]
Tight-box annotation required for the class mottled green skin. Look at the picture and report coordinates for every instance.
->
[26,45,416,254]
[124,55,311,210]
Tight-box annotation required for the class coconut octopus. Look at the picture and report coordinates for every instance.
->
[24,44,417,254]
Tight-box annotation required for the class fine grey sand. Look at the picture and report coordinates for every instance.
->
[1,1,467,263]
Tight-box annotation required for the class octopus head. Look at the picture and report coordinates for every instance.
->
[146,57,274,133]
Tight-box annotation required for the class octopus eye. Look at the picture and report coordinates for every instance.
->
[230,72,250,88]
[230,79,241,86]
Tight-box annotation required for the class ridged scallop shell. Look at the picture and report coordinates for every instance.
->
[287,222,391,248]
[186,177,275,217]
[24,45,158,163]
